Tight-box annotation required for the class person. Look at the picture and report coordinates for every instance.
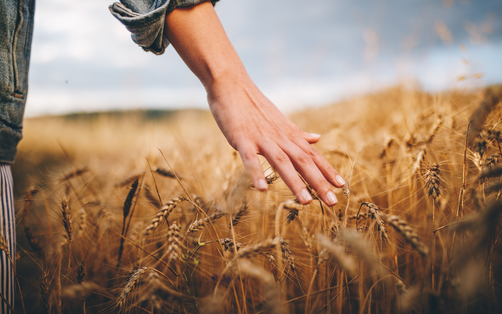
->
[0,0,344,311]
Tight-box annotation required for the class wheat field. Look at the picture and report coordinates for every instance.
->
[7,85,502,313]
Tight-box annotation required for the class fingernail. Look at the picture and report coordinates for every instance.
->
[336,175,346,186]
[326,191,337,205]
[257,179,268,190]
[310,133,321,139]
[300,188,313,203]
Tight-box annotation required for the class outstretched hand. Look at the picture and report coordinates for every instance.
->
[165,1,344,205]
[207,74,345,205]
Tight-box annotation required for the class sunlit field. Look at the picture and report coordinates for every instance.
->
[8,85,502,313]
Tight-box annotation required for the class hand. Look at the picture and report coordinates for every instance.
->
[164,2,345,205]
[206,73,345,205]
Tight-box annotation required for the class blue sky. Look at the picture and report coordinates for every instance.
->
[26,0,502,116]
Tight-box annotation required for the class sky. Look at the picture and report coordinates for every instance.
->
[26,0,502,117]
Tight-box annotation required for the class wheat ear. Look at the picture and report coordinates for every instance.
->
[116,267,149,309]
[166,222,181,263]
[145,197,186,236]
[61,198,73,243]
[425,163,441,201]
[279,237,295,272]
[360,202,389,240]
[187,209,225,234]
[382,214,429,256]
[219,238,242,253]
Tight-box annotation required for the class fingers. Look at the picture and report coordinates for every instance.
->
[301,132,321,143]
[237,142,268,191]
[259,142,314,204]
[295,141,346,188]
[279,141,340,206]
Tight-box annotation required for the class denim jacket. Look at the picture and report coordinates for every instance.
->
[0,0,218,163]
[0,0,35,163]
[110,0,219,55]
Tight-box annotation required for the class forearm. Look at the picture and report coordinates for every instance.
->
[164,1,247,89]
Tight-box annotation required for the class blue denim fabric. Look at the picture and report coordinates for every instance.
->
[0,0,215,163]
[110,0,219,55]
[0,0,35,163]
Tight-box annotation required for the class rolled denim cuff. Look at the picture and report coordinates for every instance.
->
[109,0,219,55]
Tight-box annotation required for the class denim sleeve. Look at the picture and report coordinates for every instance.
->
[109,0,219,55]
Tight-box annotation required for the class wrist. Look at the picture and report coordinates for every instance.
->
[203,65,250,92]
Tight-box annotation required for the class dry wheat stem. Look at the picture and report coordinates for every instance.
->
[166,222,181,263]
[233,237,280,261]
[382,214,429,257]
[275,200,303,237]
[425,163,441,201]
[145,197,186,236]
[359,202,389,241]
[61,198,73,243]
[279,237,295,272]
[231,201,248,227]
[219,238,242,253]
[40,271,51,314]
[115,267,149,309]
[187,209,225,234]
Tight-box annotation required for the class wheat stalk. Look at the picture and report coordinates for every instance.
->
[231,201,248,227]
[187,209,225,234]
[77,207,87,238]
[382,214,429,257]
[166,222,181,263]
[117,178,140,268]
[116,267,149,309]
[40,270,51,314]
[61,198,73,243]
[425,163,441,201]
[145,197,186,236]
[232,237,280,262]
[283,200,303,224]
[359,202,389,240]
[279,237,295,272]
[342,180,350,199]
[219,238,242,253]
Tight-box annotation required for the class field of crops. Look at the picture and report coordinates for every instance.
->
[9,86,502,313]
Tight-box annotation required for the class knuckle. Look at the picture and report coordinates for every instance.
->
[306,147,322,159]
[241,150,255,161]
[275,151,290,164]
[296,152,313,165]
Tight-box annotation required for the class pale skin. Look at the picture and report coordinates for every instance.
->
[165,1,345,205]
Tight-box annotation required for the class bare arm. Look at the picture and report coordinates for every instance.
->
[164,1,345,205]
